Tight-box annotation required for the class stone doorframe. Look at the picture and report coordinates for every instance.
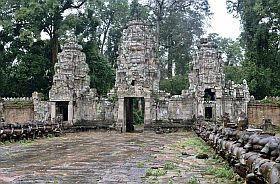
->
[50,101,74,124]
[116,97,151,132]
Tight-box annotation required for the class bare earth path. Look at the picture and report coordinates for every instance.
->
[0,131,241,184]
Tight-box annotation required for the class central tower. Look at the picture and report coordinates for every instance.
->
[115,17,159,132]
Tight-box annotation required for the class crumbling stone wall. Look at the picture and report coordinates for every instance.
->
[248,103,280,126]
[0,98,34,124]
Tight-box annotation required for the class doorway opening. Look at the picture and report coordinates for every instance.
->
[205,107,213,120]
[124,97,145,132]
[56,101,69,121]
[204,88,215,101]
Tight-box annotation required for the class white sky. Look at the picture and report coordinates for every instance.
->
[206,0,241,39]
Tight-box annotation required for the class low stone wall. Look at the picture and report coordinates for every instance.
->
[196,122,280,184]
[248,103,280,126]
[0,98,34,124]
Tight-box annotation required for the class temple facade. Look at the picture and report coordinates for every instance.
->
[0,18,251,132]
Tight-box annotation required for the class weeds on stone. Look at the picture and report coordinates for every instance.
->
[187,176,199,184]
[18,139,33,145]
[163,162,178,170]
[206,165,235,180]
[136,161,145,168]
[168,179,174,184]
[0,140,12,145]
[145,168,167,177]
[182,138,210,153]
[47,134,55,139]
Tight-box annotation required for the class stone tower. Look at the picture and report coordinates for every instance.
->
[115,17,159,132]
[49,38,90,123]
[189,38,225,120]
[188,38,250,121]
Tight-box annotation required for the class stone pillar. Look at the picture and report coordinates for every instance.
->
[50,102,56,122]
[116,98,125,132]
[144,98,152,129]
[216,99,222,121]
[68,101,74,124]
[197,99,204,117]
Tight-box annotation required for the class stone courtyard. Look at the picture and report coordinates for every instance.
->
[0,3,279,184]
[0,131,241,184]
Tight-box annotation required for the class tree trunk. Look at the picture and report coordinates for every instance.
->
[156,19,160,56]
[51,32,59,64]
[167,47,173,78]
[101,18,112,54]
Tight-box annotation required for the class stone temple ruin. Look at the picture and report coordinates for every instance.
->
[0,16,255,133]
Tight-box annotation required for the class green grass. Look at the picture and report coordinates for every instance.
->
[187,176,199,184]
[145,168,167,177]
[0,140,12,145]
[206,165,235,180]
[47,134,55,139]
[18,139,33,145]
[163,162,178,170]
[136,161,145,168]
[180,137,210,153]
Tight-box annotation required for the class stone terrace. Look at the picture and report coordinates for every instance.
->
[0,131,241,184]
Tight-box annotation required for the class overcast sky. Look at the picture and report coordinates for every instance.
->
[206,0,241,39]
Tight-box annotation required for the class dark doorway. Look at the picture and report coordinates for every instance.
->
[124,97,144,132]
[204,88,215,101]
[205,107,213,119]
[56,101,69,121]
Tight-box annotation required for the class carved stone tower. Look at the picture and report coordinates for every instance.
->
[188,38,250,121]
[115,17,159,132]
[49,39,90,123]
[189,38,225,120]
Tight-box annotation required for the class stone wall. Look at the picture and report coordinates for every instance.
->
[248,102,280,126]
[0,98,34,124]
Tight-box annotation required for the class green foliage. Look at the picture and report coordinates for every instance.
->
[108,94,118,104]
[81,41,115,96]
[206,165,235,180]
[227,0,280,98]
[163,162,178,170]
[160,75,188,95]
[136,161,145,168]
[187,176,199,184]
[145,168,167,177]
[0,0,212,98]
[181,137,210,153]
[208,33,244,66]
[133,109,144,125]
[258,97,280,105]
[224,65,244,83]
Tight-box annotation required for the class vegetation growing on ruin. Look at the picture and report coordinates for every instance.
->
[145,168,167,177]
[180,137,210,153]
[187,176,199,184]
[136,161,145,168]
[163,162,178,170]
[206,165,235,181]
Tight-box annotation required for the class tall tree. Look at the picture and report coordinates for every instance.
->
[147,0,210,53]
[0,0,86,64]
[227,0,280,98]
[208,33,244,66]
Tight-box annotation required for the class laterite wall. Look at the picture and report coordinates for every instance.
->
[248,103,280,126]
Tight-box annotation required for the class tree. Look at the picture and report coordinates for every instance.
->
[0,0,86,64]
[146,0,211,52]
[227,0,280,98]
[208,33,244,66]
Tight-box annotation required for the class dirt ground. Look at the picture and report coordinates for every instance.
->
[0,131,242,184]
